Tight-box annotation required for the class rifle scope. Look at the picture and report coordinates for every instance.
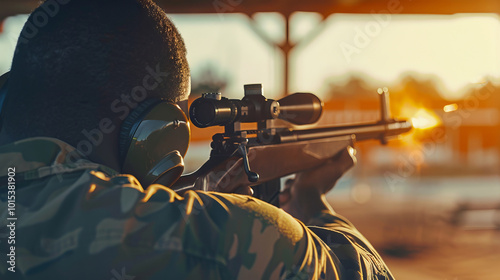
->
[189,91,323,128]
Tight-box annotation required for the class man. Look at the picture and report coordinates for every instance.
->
[0,0,394,279]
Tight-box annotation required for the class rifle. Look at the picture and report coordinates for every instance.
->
[172,84,412,206]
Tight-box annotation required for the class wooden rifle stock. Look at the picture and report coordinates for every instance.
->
[173,120,412,200]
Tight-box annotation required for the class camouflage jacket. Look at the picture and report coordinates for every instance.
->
[0,137,394,279]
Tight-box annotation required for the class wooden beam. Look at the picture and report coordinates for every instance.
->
[0,0,38,22]
[156,0,500,15]
[0,0,498,23]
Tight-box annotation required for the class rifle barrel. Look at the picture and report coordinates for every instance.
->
[278,120,412,143]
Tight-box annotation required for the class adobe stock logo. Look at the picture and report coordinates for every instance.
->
[110,267,135,280]
[17,0,71,46]
[63,64,170,163]
[213,0,243,14]
[339,0,404,63]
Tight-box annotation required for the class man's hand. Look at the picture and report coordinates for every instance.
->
[280,146,357,224]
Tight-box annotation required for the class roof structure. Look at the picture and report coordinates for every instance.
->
[1,0,498,94]
[1,0,498,22]
[156,0,500,15]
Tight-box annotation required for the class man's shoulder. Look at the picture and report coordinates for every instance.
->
[0,137,121,187]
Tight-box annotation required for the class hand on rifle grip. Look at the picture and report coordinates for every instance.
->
[279,146,357,223]
[296,146,356,193]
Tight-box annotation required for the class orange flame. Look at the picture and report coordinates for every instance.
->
[411,108,441,130]
[391,99,442,148]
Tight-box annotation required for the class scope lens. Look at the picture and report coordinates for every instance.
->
[190,101,216,127]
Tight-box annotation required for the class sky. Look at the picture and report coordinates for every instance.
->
[1,12,499,100]
[291,13,500,99]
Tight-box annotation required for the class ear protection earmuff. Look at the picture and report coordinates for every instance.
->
[0,71,189,187]
[119,99,190,187]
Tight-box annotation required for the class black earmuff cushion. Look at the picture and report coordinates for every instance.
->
[119,99,162,161]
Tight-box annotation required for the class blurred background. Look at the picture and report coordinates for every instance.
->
[1,0,500,279]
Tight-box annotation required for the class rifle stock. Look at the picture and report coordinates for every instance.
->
[174,134,354,192]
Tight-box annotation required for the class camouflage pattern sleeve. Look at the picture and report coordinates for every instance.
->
[307,212,395,279]
[0,137,393,279]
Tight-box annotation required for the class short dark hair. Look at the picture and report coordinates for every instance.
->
[3,0,189,145]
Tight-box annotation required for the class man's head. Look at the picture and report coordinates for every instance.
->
[1,0,190,170]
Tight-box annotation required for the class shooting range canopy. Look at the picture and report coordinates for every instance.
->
[0,0,499,22]
[156,0,500,15]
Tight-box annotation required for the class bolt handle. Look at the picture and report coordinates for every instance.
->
[237,143,259,183]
